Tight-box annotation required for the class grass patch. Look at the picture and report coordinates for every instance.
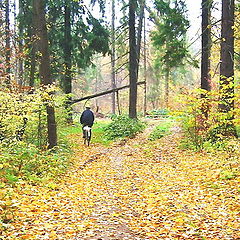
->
[0,141,72,186]
[148,119,174,141]
[91,120,113,146]
[60,119,114,146]
[220,170,237,180]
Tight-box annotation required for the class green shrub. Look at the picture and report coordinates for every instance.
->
[147,109,169,118]
[220,170,237,180]
[0,141,71,184]
[149,121,172,141]
[104,115,146,140]
[91,121,113,145]
[235,125,240,137]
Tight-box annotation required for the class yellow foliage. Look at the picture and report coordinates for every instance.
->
[1,120,239,239]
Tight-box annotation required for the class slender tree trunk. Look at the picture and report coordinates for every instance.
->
[219,0,235,114]
[18,0,24,86]
[95,72,99,108]
[29,45,36,87]
[29,0,37,87]
[5,0,11,86]
[201,0,212,92]
[129,0,138,119]
[111,0,116,114]
[33,0,57,149]
[63,2,73,123]
[116,90,121,115]
[143,13,147,116]
[0,1,4,66]
[201,0,212,119]
[0,1,3,26]
[164,68,170,108]
[71,81,145,104]
[136,0,145,75]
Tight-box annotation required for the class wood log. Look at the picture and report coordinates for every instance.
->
[70,81,145,105]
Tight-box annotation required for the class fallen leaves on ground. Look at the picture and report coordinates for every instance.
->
[1,122,239,239]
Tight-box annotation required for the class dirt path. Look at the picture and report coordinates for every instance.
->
[3,119,239,240]
[2,120,161,240]
[76,120,162,239]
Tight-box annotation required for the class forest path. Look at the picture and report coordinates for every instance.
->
[74,119,163,240]
[3,119,239,240]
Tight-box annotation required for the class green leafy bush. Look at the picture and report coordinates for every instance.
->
[0,141,71,184]
[104,115,146,140]
[91,121,113,146]
[149,121,173,141]
[0,85,72,184]
[147,109,169,118]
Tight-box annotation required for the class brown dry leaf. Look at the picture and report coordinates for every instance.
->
[1,120,239,239]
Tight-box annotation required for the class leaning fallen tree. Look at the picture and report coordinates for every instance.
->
[70,81,145,104]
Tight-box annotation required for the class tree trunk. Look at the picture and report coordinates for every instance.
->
[63,2,73,123]
[111,0,116,114]
[201,0,212,119]
[29,0,38,87]
[29,45,37,87]
[143,13,147,116]
[218,0,236,137]
[201,0,212,92]
[5,0,11,86]
[164,68,170,108]
[116,90,121,115]
[136,0,145,74]
[95,72,99,108]
[71,81,145,104]
[18,0,24,86]
[33,0,57,149]
[129,0,138,119]
[219,0,235,114]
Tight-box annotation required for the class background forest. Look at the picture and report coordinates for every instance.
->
[0,0,239,171]
[0,0,239,177]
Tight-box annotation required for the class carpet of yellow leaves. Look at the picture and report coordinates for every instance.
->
[1,122,240,239]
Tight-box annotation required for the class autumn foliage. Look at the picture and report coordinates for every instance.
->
[1,116,239,239]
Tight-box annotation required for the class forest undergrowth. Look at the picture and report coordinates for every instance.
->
[1,119,239,240]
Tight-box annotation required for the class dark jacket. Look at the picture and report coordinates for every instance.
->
[80,109,94,127]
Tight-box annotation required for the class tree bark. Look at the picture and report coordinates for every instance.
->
[136,0,145,75]
[29,44,37,87]
[143,13,147,116]
[18,0,24,86]
[164,67,170,108]
[5,0,11,86]
[201,0,212,92]
[129,0,138,119]
[63,2,73,123]
[33,0,57,149]
[219,0,235,114]
[218,0,237,137]
[71,81,145,105]
[30,1,37,87]
[111,0,116,114]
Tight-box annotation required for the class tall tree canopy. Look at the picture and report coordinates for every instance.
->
[17,0,110,87]
[150,0,190,107]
